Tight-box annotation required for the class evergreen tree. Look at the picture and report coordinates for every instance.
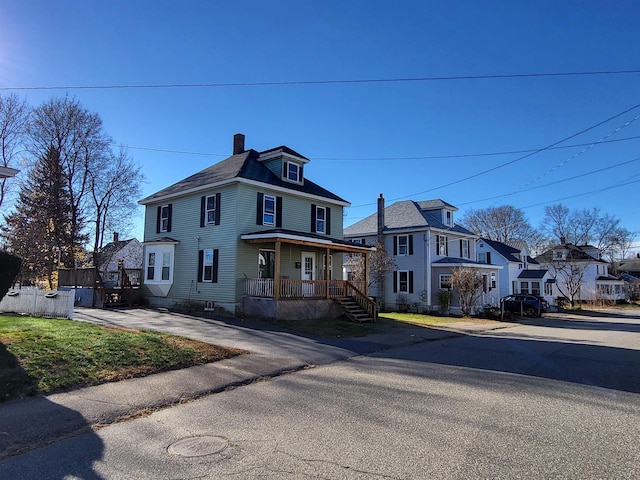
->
[3,147,73,287]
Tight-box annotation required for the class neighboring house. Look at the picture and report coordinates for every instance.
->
[535,241,627,304]
[138,134,374,320]
[344,195,500,313]
[476,238,551,304]
[617,257,640,278]
[96,232,143,288]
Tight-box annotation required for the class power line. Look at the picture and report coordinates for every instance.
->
[3,69,640,91]
[456,156,640,206]
[349,101,640,208]
[112,134,640,161]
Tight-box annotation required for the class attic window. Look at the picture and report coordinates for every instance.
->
[284,161,303,184]
[445,210,453,226]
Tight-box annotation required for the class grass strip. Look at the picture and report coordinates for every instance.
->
[0,315,245,402]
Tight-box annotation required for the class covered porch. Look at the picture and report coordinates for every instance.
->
[240,229,376,321]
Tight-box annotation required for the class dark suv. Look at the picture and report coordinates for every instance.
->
[501,294,549,317]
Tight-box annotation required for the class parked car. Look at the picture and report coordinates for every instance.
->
[501,294,549,317]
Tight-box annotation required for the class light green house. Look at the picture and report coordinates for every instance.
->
[139,134,375,320]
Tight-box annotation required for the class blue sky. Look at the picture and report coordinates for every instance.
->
[1,1,639,252]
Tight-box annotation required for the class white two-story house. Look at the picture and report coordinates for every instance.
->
[344,196,499,313]
[535,240,627,305]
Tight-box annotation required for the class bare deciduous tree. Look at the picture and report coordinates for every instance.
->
[540,203,626,260]
[345,241,396,300]
[450,266,483,316]
[0,94,29,211]
[26,97,111,267]
[459,205,538,245]
[89,148,144,260]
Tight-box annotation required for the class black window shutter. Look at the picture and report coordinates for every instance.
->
[326,207,331,235]
[409,235,413,255]
[393,271,398,293]
[487,252,492,264]
[276,196,282,228]
[200,196,206,228]
[409,271,414,294]
[299,164,303,181]
[445,237,448,256]
[460,239,463,257]
[393,236,398,256]
[436,235,440,254]
[166,204,172,232]
[156,206,161,233]
[256,193,264,225]
[213,249,219,283]
[197,250,204,282]
[310,204,317,233]
[215,192,221,225]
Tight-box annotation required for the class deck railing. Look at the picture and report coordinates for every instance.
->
[244,278,377,320]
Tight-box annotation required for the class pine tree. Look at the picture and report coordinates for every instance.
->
[3,147,73,287]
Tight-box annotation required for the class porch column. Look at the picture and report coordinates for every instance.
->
[325,247,331,298]
[274,240,282,300]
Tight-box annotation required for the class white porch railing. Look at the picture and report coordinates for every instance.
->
[245,278,367,299]
[0,288,76,319]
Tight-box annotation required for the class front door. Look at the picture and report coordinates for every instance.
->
[302,252,315,296]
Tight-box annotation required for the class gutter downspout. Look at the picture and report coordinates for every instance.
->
[425,231,431,307]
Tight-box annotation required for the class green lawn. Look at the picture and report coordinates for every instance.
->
[378,312,466,326]
[0,315,246,402]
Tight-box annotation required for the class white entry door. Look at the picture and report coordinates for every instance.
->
[302,252,315,296]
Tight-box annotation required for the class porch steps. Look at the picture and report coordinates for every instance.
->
[336,297,374,323]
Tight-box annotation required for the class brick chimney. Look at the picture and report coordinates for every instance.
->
[113,232,119,242]
[233,133,245,155]
[377,194,385,245]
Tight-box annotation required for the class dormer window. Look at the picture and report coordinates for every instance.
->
[284,161,303,184]
[445,210,453,226]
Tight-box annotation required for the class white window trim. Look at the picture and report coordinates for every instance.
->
[263,194,276,226]
[397,235,409,256]
[438,235,448,256]
[398,270,410,293]
[439,274,452,290]
[315,205,326,234]
[145,245,174,284]
[202,248,214,282]
[205,195,216,225]
[160,205,170,233]
[284,160,303,184]
[461,239,469,259]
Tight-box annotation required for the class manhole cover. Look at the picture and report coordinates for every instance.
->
[168,436,229,457]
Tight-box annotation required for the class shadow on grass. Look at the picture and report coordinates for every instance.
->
[0,342,38,402]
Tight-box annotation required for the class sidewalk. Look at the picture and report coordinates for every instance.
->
[0,309,511,459]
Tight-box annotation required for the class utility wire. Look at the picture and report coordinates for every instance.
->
[112,134,640,160]
[349,101,640,208]
[3,69,640,91]
[456,156,640,206]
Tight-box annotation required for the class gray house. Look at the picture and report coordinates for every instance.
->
[139,134,374,320]
[344,196,499,313]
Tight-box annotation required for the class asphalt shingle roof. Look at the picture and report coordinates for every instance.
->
[140,148,346,205]
[344,199,474,237]
[481,238,539,265]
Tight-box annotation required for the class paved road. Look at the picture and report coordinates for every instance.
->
[1,309,639,479]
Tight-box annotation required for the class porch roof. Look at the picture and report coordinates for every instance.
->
[240,229,374,254]
[432,257,503,270]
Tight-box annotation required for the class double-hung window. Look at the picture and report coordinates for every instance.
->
[162,252,171,280]
[147,253,155,280]
[437,235,448,256]
[206,195,216,224]
[394,270,414,294]
[461,239,469,259]
[202,249,214,282]
[315,206,326,234]
[398,235,408,256]
[263,195,275,226]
